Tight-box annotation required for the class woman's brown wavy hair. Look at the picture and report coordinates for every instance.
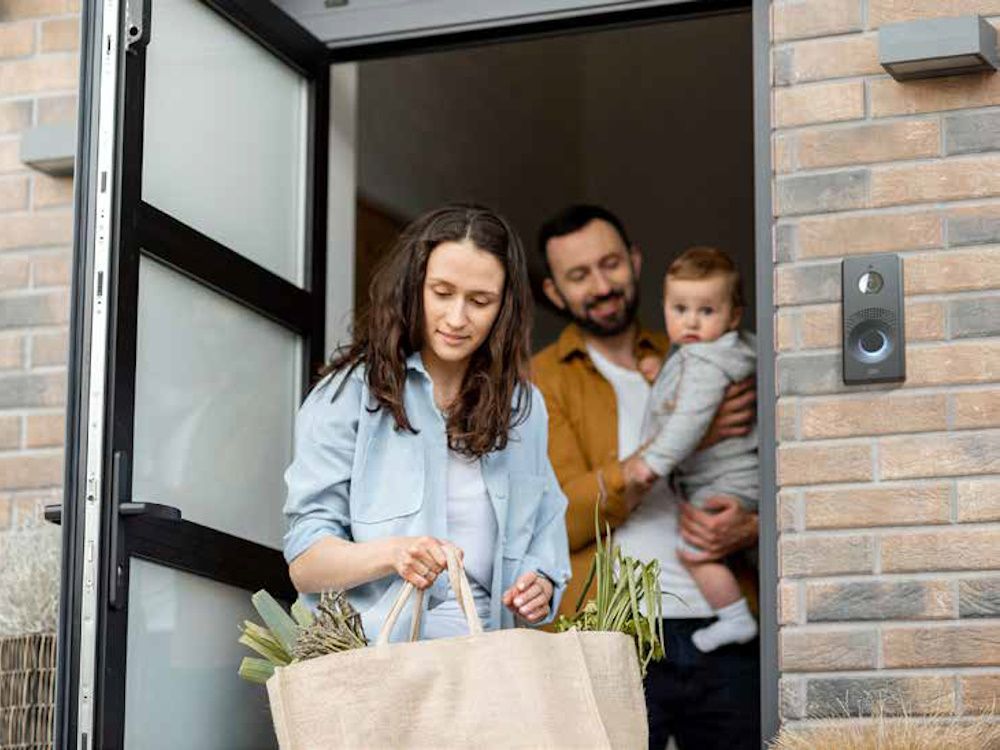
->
[322,203,533,458]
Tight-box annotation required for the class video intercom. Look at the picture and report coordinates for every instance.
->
[842,253,906,385]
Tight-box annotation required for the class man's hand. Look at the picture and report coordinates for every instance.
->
[502,571,554,623]
[677,496,757,563]
[699,377,756,450]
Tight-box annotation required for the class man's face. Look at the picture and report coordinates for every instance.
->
[542,219,641,337]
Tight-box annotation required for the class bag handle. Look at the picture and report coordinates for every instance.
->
[375,546,483,646]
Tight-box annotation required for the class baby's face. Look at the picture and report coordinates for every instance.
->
[663,275,741,345]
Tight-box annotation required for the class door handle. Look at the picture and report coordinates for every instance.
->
[117,502,182,520]
[107,452,181,609]
[42,500,180,526]
[44,503,63,525]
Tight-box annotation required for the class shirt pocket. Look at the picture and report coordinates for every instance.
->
[351,433,425,524]
[502,472,544,560]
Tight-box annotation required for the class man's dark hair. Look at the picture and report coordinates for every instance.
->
[537,204,632,274]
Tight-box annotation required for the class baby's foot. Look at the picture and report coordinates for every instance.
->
[691,598,758,653]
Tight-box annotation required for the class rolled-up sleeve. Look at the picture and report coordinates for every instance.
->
[282,373,362,564]
[520,392,572,624]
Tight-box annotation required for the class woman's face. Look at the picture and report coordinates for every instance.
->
[422,239,505,368]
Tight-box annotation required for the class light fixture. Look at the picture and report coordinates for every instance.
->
[879,15,999,81]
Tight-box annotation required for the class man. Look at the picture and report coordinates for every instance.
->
[531,205,760,749]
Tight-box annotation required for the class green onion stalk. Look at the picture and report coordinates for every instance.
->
[555,501,669,676]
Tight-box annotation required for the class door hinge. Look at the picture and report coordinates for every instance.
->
[124,0,151,52]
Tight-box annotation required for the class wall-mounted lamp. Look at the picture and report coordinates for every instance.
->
[880,15,998,81]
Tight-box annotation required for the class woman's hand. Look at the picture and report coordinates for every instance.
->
[391,536,456,590]
[502,571,554,623]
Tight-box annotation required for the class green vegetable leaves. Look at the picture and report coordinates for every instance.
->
[555,504,667,676]
[237,590,367,685]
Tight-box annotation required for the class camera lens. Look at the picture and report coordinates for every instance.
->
[858,271,884,295]
[860,329,886,354]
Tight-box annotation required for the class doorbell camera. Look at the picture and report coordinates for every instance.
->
[842,254,905,385]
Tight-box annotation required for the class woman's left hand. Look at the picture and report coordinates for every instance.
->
[502,571,554,623]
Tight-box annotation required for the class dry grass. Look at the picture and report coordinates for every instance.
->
[771,701,1000,750]
[0,525,61,637]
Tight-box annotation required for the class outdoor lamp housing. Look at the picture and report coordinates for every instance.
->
[879,15,999,81]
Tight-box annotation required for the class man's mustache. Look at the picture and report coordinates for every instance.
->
[585,290,626,311]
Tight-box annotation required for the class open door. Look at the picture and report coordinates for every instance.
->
[57,1,329,747]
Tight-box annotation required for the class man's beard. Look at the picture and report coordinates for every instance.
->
[562,286,640,338]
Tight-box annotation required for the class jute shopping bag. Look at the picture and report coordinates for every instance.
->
[266,549,647,749]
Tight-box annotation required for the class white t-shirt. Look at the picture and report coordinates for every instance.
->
[586,345,711,618]
[423,451,495,639]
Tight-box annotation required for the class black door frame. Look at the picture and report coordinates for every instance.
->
[58,2,330,747]
[61,0,778,747]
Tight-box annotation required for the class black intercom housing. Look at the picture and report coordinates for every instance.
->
[842,253,906,385]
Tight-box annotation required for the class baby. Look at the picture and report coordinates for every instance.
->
[636,245,758,653]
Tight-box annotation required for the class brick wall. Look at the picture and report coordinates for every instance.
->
[0,0,79,531]
[772,0,1000,725]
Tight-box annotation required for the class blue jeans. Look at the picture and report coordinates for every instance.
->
[645,618,761,750]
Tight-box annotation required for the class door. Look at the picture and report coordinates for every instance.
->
[57,1,329,747]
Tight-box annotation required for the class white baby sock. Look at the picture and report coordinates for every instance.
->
[691,598,758,653]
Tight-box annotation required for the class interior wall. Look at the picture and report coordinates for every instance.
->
[356,38,583,246]
[578,13,756,332]
[353,11,754,350]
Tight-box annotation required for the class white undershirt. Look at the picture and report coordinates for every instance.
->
[586,345,711,618]
[443,451,496,592]
[423,452,495,639]
[586,346,649,457]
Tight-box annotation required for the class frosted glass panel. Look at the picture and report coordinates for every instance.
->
[143,0,307,284]
[133,258,298,548]
[124,560,276,749]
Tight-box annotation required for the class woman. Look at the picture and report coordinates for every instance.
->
[283,204,571,642]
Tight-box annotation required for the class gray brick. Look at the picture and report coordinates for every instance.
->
[778,352,845,395]
[0,292,68,329]
[806,580,953,622]
[945,110,1000,155]
[777,170,869,216]
[959,577,1000,618]
[947,214,1000,246]
[805,675,955,717]
[774,47,794,87]
[776,262,840,305]
[0,372,66,409]
[780,678,805,720]
[776,223,797,263]
[950,296,1000,339]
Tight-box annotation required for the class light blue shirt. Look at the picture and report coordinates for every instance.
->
[283,353,571,643]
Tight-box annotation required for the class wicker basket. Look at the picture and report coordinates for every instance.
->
[0,633,56,750]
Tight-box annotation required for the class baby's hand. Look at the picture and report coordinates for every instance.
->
[625,454,658,486]
[637,355,662,383]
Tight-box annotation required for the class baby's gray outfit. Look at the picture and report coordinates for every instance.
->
[640,330,759,512]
